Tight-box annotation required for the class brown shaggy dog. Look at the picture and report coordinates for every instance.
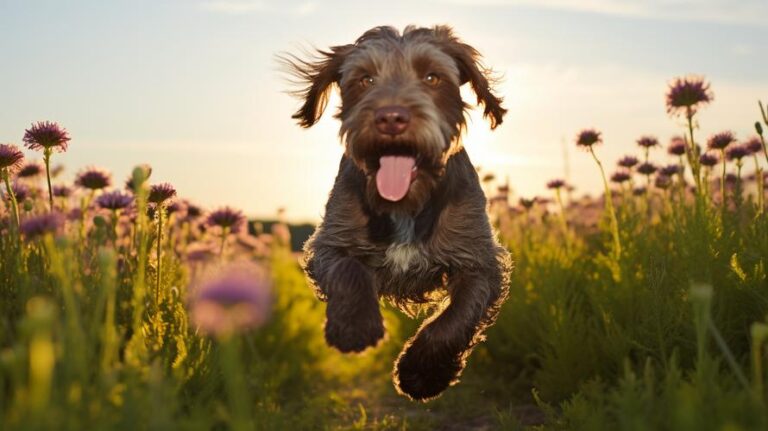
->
[283,25,512,401]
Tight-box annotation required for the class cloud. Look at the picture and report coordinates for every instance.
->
[438,0,768,24]
[198,0,317,15]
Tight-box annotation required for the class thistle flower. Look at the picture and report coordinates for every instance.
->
[637,162,658,176]
[189,262,272,337]
[22,121,70,152]
[660,164,682,177]
[546,179,566,190]
[519,197,536,209]
[668,136,687,156]
[617,155,639,169]
[665,75,713,117]
[96,190,134,211]
[183,202,203,221]
[0,144,25,174]
[207,206,246,233]
[10,182,30,203]
[707,131,736,151]
[632,186,646,196]
[610,171,631,184]
[655,175,673,190]
[75,167,112,190]
[744,137,763,155]
[700,152,719,167]
[20,212,65,239]
[52,185,73,198]
[726,144,750,162]
[636,136,659,149]
[575,129,602,148]
[148,182,176,204]
[17,162,43,178]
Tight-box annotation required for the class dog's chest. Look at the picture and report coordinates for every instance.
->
[383,214,430,273]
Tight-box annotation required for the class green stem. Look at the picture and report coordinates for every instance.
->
[156,205,163,305]
[43,148,54,212]
[686,110,702,193]
[2,170,20,236]
[220,337,252,431]
[720,149,727,207]
[754,155,764,214]
[219,227,229,259]
[590,147,621,260]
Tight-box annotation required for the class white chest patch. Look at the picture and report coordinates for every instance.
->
[384,214,428,273]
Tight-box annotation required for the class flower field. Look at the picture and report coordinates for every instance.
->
[1,76,767,430]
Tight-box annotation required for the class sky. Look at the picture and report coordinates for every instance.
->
[1,0,766,222]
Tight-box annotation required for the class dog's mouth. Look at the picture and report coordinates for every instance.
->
[370,145,420,202]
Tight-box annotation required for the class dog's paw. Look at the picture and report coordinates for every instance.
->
[324,300,385,353]
[393,342,463,401]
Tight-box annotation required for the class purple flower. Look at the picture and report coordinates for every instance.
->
[575,129,602,148]
[206,206,246,233]
[183,200,203,221]
[637,162,658,176]
[52,184,73,198]
[0,144,25,174]
[23,121,71,153]
[610,171,631,184]
[518,197,536,209]
[699,152,720,167]
[655,175,673,190]
[189,262,272,336]
[632,186,646,196]
[17,162,43,178]
[617,155,639,169]
[744,137,763,155]
[665,76,713,117]
[96,190,134,211]
[546,179,566,190]
[667,136,687,156]
[726,144,750,161]
[659,164,682,177]
[148,182,176,204]
[707,131,736,151]
[636,136,659,149]
[75,167,112,190]
[20,212,65,239]
[9,182,30,203]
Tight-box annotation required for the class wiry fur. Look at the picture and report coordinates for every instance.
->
[282,25,512,401]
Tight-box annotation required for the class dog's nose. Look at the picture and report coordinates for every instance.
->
[374,106,410,136]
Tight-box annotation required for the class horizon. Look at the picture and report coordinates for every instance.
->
[2,0,767,222]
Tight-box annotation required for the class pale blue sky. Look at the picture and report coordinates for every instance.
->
[1,0,766,221]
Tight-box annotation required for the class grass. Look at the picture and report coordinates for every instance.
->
[1,79,768,430]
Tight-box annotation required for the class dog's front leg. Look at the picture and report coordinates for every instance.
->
[316,253,385,353]
[394,270,503,400]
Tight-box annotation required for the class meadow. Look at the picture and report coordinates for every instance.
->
[1,76,767,430]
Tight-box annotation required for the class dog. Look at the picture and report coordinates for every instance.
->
[283,25,512,401]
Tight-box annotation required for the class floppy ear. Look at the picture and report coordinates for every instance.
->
[280,45,352,128]
[435,27,507,129]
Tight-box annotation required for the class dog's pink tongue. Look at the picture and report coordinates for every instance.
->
[376,155,416,202]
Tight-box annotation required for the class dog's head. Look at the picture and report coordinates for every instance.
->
[283,25,506,215]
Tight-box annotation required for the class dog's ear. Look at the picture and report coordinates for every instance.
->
[434,27,507,129]
[280,45,353,128]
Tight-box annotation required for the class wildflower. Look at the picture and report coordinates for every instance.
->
[668,136,687,156]
[636,136,659,149]
[0,144,25,174]
[148,182,176,204]
[726,145,750,162]
[660,164,682,177]
[575,129,601,148]
[707,131,736,151]
[700,152,719,167]
[207,207,246,234]
[20,212,65,239]
[189,262,272,337]
[75,167,112,190]
[10,182,30,203]
[546,179,566,190]
[632,186,646,196]
[617,155,639,169]
[637,162,658,176]
[744,137,763,155]
[519,197,536,210]
[17,162,43,178]
[166,200,183,216]
[52,185,73,198]
[22,121,70,152]
[183,200,203,221]
[610,171,631,184]
[665,75,713,117]
[96,190,134,211]
[655,175,673,190]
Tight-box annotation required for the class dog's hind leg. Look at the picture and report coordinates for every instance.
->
[393,266,506,401]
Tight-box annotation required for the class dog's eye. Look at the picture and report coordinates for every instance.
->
[360,75,375,88]
[424,73,440,86]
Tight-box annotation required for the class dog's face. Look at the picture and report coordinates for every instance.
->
[284,26,506,215]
